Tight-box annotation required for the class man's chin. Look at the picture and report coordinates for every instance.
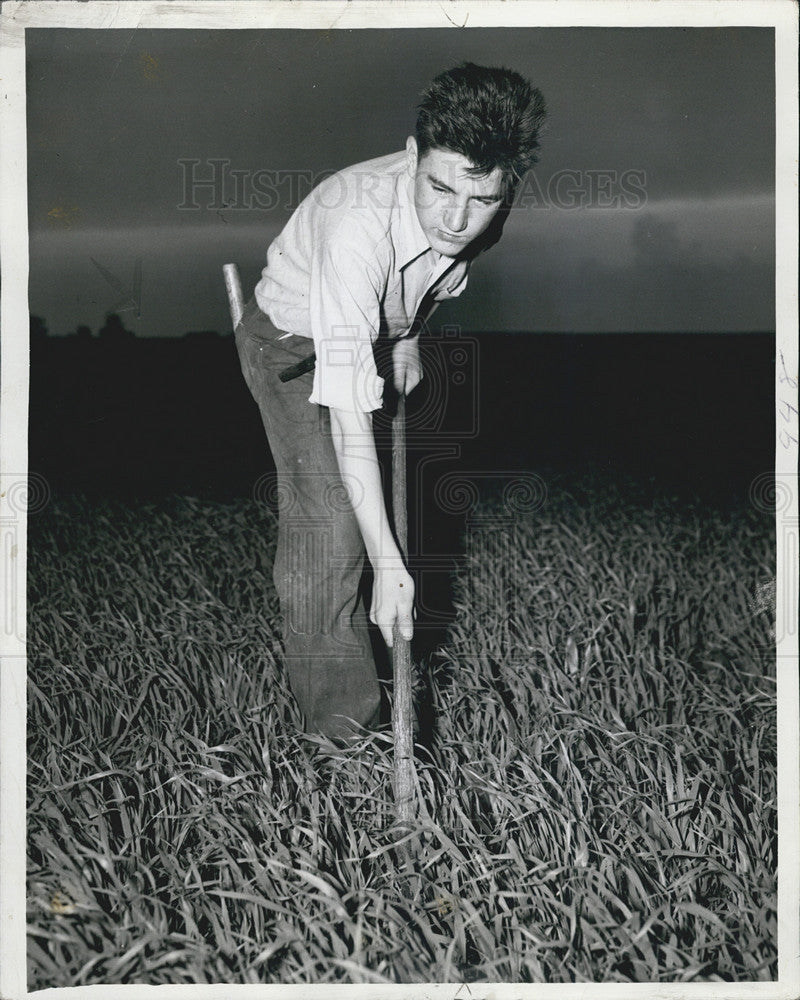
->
[430,236,472,258]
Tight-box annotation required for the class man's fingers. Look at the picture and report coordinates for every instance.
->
[370,600,394,647]
[372,606,413,648]
[372,568,415,648]
[397,612,414,642]
[380,613,396,648]
[392,357,405,394]
[384,619,412,647]
[404,369,421,395]
[393,361,423,396]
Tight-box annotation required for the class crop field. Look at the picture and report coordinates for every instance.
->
[26,474,777,987]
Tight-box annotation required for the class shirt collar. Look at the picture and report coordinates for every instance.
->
[393,166,433,270]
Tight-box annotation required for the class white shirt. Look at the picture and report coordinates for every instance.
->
[255,150,470,412]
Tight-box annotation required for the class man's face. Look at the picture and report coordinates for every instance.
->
[406,137,505,258]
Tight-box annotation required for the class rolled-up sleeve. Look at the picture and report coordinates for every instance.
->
[308,222,385,413]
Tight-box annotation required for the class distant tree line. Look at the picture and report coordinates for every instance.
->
[30,314,221,341]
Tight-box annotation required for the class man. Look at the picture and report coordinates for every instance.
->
[234,63,546,739]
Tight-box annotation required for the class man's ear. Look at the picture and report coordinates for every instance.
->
[405,135,418,175]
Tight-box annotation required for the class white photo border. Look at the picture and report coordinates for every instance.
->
[1,2,797,999]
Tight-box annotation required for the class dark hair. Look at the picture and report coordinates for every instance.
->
[416,62,547,195]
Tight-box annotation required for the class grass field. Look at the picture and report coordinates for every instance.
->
[26,473,777,986]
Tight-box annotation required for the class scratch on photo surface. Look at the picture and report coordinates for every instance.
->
[108,26,138,83]
[440,4,469,28]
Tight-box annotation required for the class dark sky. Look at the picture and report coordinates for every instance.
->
[26,26,775,335]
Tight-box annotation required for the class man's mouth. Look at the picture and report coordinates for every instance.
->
[437,230,468,244]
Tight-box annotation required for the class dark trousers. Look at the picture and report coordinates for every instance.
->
[234,298,381,739]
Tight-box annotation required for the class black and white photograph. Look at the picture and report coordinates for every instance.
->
[0,1,797,996]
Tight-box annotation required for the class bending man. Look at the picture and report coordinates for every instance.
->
[234,63,546,738]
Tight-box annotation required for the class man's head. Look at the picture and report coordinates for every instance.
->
[407,63,546,258]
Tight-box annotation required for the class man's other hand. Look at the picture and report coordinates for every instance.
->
[370,559,415,648]
[392,336,422,395]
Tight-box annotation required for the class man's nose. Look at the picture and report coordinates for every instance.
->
[444,201,469,233]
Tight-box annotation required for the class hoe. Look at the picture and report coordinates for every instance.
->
[223,264,416,830]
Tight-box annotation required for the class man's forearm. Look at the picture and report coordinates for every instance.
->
[328,406,401,566]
